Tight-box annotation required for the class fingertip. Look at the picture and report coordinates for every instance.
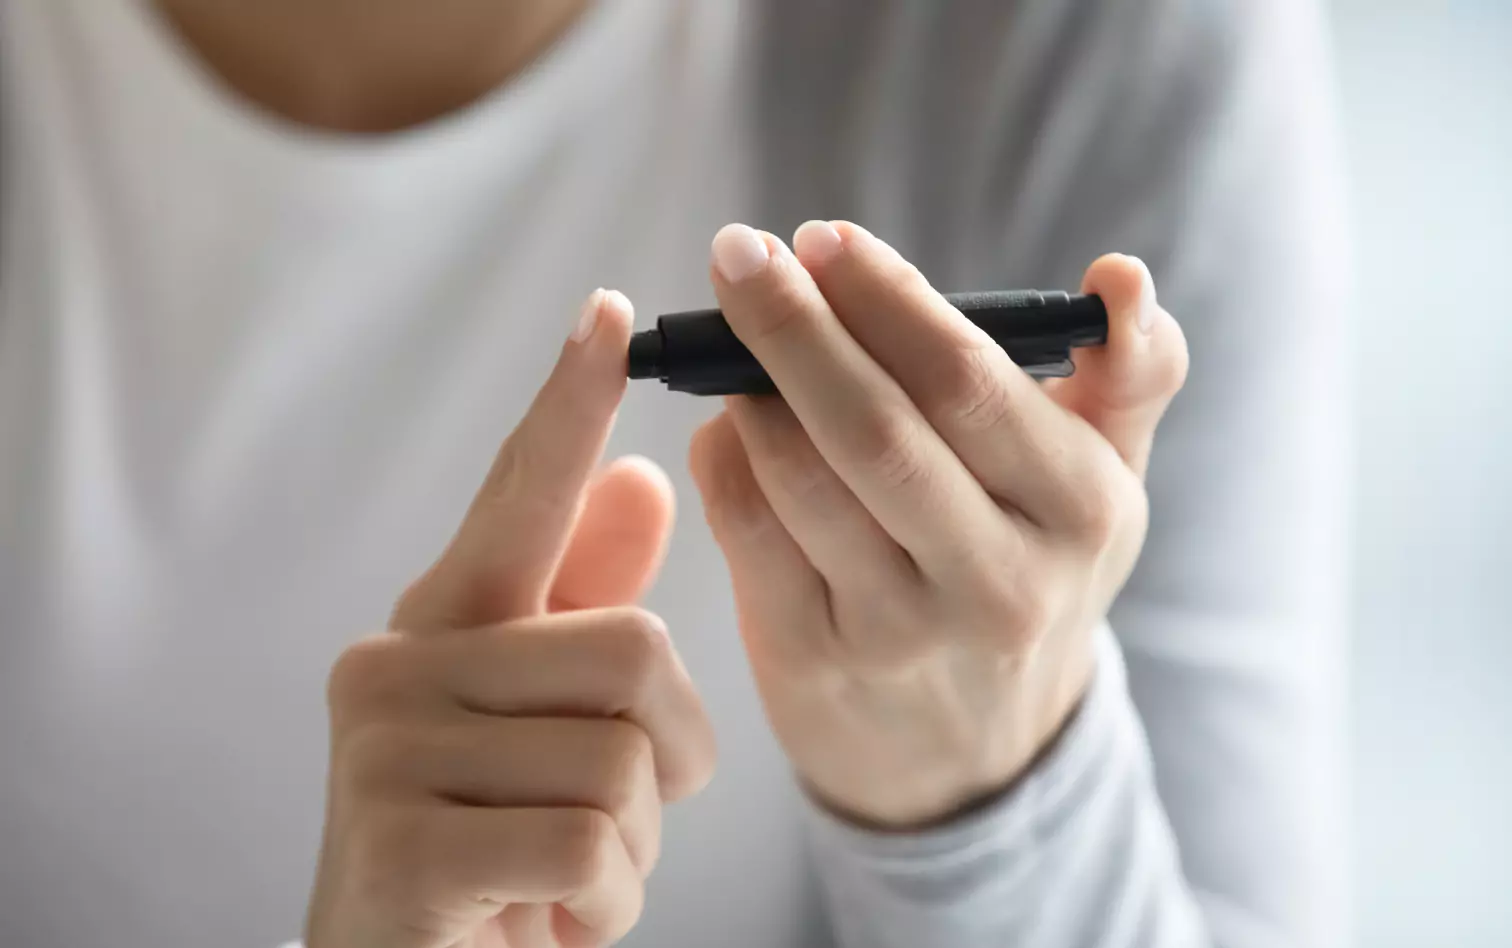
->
[1082,253,1156,314]
[759,230,793,266]
[595,289,636,348]
[604,453,676,516]
[793,219,844,269]
[567,288,635,361]
[559,289,637,421]
[607,452,671,486]
[711,223,775,284]
[567,288,601,344]
[1063,254,1188,417]
[829,220,873,244]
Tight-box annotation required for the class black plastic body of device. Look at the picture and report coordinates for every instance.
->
[626,290,1109,396]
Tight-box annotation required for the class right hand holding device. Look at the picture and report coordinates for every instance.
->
[305,291,717,948]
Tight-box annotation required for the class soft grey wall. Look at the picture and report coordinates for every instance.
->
[1331,2,1512,945]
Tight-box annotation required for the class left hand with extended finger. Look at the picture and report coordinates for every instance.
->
[688,221,1189,829]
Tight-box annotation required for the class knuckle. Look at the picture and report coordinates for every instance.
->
[1070,480,1122,544]
[1001,589,1051,651]
[738,259,820,347]
[606,608,670,686]
[390,562,450,632]
[743,298,804,347]
[389,579,428,629]
[595,721,655,820]
[681,731,719,800]
[327,634,408,712]
[945,347,1018,434]
[974,568,1051,652]
[638,825,664,878]
[859,412,930,492]
[554,809,620,891]
[766,443,832,504]
[1011,587,1052,642]
[897,259,935,296]
[1069,461,1143,546]
[661,738,717,806]
[1113,474,1151,545]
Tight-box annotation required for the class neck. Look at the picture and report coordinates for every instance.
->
[153,0,593,133]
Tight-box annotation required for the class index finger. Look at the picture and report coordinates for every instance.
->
[792,221,1098,523]
[707,225,1003,569]
[393,290,636,633]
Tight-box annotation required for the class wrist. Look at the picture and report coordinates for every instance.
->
[800,632,1096,832]
[800,622,1133,912]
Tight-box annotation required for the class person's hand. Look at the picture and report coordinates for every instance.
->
[306,291,716,948]
[688,222,1187,828]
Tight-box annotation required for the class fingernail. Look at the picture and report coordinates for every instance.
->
[602,288,633,320]
[792,220,843,267]
[571,288,606,342]
[711,224,771,284]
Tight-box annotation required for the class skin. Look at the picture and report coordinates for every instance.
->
[308,243,1187,947]
[310,291,717,948]
[152,0,592,132]
[693,223,1186,827]
[147,3,1189,944]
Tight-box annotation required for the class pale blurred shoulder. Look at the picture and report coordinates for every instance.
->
[744,0,1339,280]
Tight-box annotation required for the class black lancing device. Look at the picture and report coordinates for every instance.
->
[627,290,1109,396]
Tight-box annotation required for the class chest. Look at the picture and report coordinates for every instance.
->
[0,21,744,645]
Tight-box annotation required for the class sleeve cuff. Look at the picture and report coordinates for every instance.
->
[803,623,1129,863]
[800,623,1159,935]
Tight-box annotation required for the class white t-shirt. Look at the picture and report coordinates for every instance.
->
[0,1,1352,946]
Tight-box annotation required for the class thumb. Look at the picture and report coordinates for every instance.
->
[548,455,676,612]
[1046,254,1189,478]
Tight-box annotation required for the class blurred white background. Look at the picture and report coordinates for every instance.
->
[1332,2,1512,945]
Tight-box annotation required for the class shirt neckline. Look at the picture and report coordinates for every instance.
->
[84,0,654,190]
